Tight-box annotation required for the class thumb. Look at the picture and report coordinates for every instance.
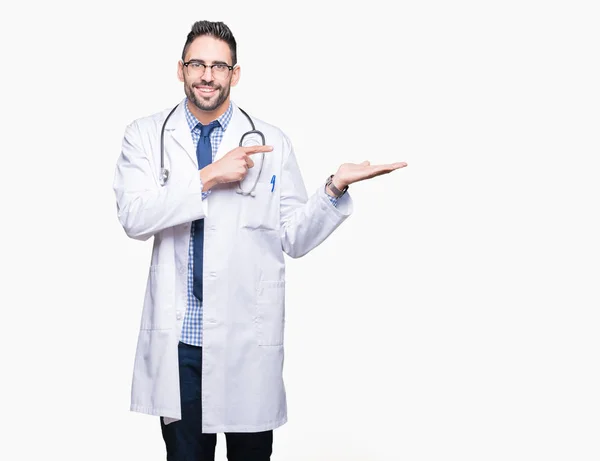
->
[360,160,370,166]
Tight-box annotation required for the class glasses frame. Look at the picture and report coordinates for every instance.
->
[182,60,234,78]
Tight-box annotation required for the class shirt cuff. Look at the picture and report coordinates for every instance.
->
[324,183,339,207]
[199,177,211,200]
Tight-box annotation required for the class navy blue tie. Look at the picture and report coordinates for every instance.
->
[193,120,220,302]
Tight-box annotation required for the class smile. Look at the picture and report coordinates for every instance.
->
[196,86,217,95]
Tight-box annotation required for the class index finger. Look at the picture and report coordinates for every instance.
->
[373,162,407,171]
[242,145,274,155]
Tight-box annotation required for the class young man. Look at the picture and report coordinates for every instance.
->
[113,20,406,461]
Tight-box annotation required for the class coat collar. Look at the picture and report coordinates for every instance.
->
[164,98,195,166]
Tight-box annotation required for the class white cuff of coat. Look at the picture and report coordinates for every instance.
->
[199,177,213,201]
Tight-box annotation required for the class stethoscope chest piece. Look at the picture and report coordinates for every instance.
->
[159,168,170,186]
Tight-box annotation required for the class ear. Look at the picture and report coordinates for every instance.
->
[230,65,241,87]
[177,61,185,82]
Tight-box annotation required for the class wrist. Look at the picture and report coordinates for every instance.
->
[325,174,348,198]
[200,164,218,191]
[332,175,348,190]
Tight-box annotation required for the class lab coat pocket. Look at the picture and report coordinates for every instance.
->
[255,280,285,346]
[140,264,174,330]
[239,179,279,231]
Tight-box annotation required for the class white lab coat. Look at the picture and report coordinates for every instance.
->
[112,99,353,433]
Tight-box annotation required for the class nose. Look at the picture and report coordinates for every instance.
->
[201,66,214,82]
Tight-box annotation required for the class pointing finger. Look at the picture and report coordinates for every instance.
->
[243,145,273,155]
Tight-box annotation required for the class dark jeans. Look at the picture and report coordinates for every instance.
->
[160,342,273,461]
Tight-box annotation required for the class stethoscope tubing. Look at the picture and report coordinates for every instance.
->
[159,103,266,196]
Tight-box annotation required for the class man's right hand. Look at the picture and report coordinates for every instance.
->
[200,145,273,191]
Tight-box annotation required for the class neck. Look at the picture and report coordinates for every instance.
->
[187,98,230,125]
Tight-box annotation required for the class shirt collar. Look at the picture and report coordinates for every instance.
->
[183,98,234,133]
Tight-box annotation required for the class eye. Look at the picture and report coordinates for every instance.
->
[189,61,202,69]
[214,64,228,71]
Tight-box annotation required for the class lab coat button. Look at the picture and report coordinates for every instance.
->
[176,311,182,320]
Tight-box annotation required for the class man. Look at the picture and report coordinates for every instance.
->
[113,20,407,461]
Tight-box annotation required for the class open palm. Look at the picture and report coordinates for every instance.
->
[335,161,408,188]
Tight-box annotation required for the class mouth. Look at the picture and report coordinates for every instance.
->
[194,85,218,97]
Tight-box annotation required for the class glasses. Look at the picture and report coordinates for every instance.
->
[183,60,234,78]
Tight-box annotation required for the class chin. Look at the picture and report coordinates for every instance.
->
[191,97,219,112]
[202,102,221,112]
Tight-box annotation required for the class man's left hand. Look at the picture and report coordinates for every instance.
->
[332,161,408,190]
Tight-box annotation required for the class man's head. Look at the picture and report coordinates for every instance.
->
[178,21,240,114]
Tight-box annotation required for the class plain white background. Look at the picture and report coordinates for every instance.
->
[1,0,599,459]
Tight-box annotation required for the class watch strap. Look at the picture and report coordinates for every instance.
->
[326,174,348,198]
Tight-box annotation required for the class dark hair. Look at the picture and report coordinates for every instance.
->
[181,20,237,66]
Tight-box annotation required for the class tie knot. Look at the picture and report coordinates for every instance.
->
[199,120,220,138]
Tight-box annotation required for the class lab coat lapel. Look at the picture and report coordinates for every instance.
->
[214,103,246,162]
[165,99,197,168]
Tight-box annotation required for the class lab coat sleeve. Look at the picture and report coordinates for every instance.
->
[113,120,206,241]
[279,134,353,258]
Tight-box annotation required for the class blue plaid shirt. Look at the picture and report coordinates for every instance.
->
[180,99,338,346]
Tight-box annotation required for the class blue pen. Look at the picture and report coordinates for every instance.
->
[270,175,276,192]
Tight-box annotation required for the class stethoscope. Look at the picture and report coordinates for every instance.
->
[159,103,266,196]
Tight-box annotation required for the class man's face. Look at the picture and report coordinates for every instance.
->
[178,35,240,112]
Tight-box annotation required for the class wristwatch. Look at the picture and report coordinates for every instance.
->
[325,174,348,198]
